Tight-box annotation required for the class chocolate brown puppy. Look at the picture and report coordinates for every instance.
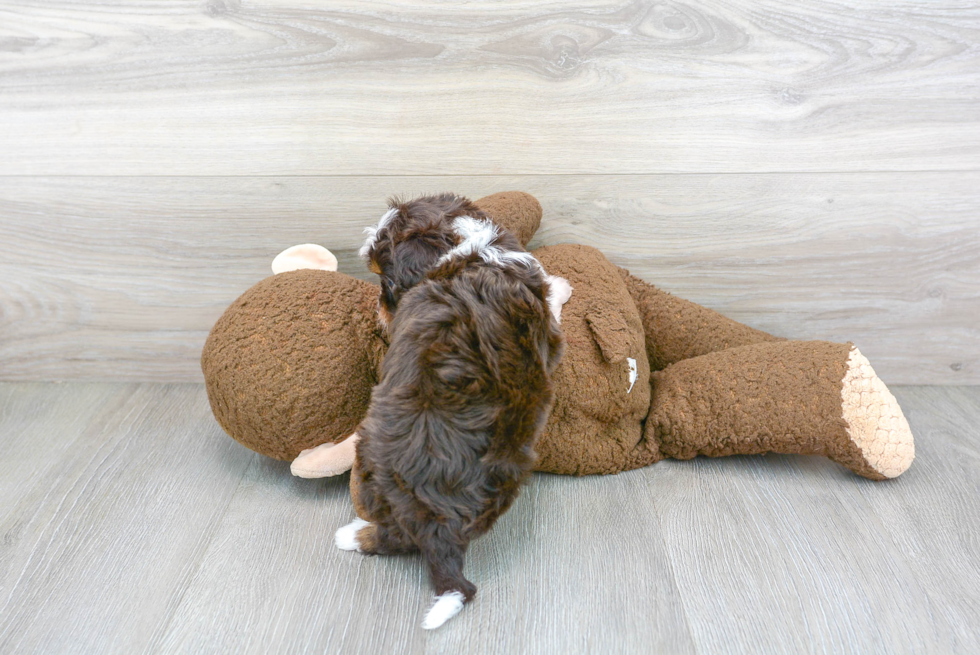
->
[336,196,565,629]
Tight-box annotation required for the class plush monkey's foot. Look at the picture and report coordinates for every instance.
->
[840,348,914,479]
[290,433,359,478]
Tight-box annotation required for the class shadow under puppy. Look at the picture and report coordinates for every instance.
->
[335,194,568,629]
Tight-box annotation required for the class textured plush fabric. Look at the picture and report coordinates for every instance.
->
[202,192,541,462]
[202,192,912,482]
[840,348,915,478]
[620,270,781,371]
[530,245,651,475]
[473,191,542,248]
[201,270,385,460]
[644,340,885,478]
[520,245,650,475]
[526,252,892,478]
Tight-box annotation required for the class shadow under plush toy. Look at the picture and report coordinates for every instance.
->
[202,192,914,517]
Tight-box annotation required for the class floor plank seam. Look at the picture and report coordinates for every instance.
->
[646,478,700,654]
[0,386,136,636]
[143,451,259,655]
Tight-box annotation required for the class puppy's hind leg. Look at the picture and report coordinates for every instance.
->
[335,517,371,552]
[419,538,476,630]
[335,519,414,555]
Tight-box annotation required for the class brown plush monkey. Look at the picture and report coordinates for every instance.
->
[201,192,913,511]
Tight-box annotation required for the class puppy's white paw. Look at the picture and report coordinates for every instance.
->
[546,275,573,324]
[335,518,369,552]
[421,591,466,630]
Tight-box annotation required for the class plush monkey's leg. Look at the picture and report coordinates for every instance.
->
[642,340,914,480]
[620,270,781,371]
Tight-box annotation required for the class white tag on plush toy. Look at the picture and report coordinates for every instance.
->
[627,357,637,393]
[272,244,338,274]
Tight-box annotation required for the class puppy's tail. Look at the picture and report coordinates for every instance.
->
[419,540,477,630]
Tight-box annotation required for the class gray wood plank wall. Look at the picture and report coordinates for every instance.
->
[1,1,978,383]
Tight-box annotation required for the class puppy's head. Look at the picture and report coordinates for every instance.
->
[360,194,487,326]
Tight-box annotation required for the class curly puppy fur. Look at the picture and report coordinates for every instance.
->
[359,193,472,329]
[350,194,564,627]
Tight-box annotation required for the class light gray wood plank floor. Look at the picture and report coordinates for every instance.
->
[0,383,977,654]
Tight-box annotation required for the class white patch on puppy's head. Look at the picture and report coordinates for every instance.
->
[359,207,398,261]
[445,215,499,260]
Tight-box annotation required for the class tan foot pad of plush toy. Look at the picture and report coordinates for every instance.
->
[841,348,915,479]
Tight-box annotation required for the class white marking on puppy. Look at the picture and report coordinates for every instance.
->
[359,207,398,261]
[421,591,466,630]
[500,251,542,273]
[545,275,573,323]
[439,216,500,263]
[439,216,544,273]
[627,357,638,393]
[335,517,370,552]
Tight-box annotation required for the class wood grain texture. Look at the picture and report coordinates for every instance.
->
[857,386,980,652]
[2,173,977,383]
[1,0,978,175]
[0,382,978,653]
[0,384,255,654]
[0,382,118,525]
[649,439,954,652]
[156,466,696,654]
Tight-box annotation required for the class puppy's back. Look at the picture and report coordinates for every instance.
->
[355,261,563,627]
[361,262,561,514]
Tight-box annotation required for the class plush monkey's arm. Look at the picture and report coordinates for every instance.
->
[291,432,360,478]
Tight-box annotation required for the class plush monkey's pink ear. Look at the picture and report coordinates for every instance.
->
[271,244,338,274]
